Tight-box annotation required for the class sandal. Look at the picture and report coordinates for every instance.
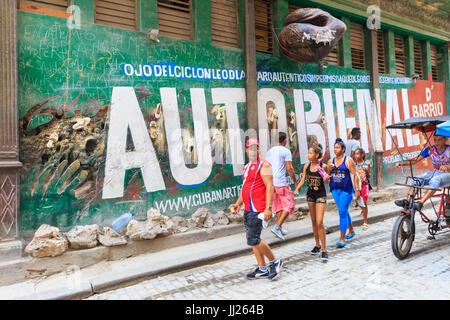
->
[336,241,346,248]
[362,223,369,231]
[345,231,356,239]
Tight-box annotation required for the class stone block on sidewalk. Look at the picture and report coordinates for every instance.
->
[66,225,99,249]
[25,224,68,258]
[225,210,243,224]
[126,220,158,241]
[210,211,230,226]
[171,216,188,233]
[98,227,127,247]
[147,208,174,236]
[190,208,210,227]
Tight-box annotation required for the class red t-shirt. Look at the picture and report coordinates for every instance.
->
[241,158,269,213]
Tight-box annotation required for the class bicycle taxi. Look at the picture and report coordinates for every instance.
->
[386,116,450,259]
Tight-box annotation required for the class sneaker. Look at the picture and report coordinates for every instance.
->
[321,252,328,261]
[271,225,286,240]
[413,201,423,211]
[311,246,321,255]
[268,258,283,280]
[355,197,365,207]
[281,227,288,236]
[246,267,269,280]
[395,199,408,208]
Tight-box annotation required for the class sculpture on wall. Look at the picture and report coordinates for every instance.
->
[278,8,347,64]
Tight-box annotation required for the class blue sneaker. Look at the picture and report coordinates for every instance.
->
[271,225,286,240]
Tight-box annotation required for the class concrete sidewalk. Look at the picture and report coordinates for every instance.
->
[0,186,405,288]
[0,195,423,300]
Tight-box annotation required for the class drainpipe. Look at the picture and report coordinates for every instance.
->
[244,0,258,137]
[0,0,23,260]
[369,29,384,190]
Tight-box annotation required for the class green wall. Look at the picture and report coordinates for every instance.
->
[17,0,449,236]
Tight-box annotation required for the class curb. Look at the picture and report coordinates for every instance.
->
[15,198,421,300]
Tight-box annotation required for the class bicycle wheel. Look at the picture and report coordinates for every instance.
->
[391,214,414,260]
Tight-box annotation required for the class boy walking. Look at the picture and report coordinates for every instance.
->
[345,127,361,159]
[229,138,283,280]
[266,132,298,240]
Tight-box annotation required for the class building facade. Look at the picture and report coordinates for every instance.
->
[0,0,449,241]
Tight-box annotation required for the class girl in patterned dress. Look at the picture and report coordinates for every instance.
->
[354,148,371,230]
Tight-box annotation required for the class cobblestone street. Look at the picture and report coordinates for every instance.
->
[87,214,450,300]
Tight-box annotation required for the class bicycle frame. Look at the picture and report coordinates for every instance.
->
[400,183,450,236]
[415,187,450,223]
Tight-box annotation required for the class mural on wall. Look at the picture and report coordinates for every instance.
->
[381,76,448,185]
[17,11,447,234]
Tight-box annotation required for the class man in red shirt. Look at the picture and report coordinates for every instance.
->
[229,138,284,280]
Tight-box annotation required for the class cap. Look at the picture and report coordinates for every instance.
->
[246,138,259,148]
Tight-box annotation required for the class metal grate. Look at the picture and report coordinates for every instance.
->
[158,0,193,40]
[19,0,70,12]
[255,0,273,54]
[350,22,365,70]
[430,44,439,82]
[394,34,406,76]
[94,0,138,30]
[211,0,240,48]
[413,40,423,79]
[377,30,386,74]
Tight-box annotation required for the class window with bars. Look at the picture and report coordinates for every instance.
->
[430,44,439,82]
[377,30,386,74]
[94,0,138,30]
[350,22,365,70]
[413,40,423,79]
[211,0,239,48]
[394,34,406,76]
[158,0,193,40]
[19,0,70,12]
[325,43,340,66]
[255,0,273,54]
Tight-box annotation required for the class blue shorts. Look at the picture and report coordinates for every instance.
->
[243,211,262,247]
[412,171,450,189]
